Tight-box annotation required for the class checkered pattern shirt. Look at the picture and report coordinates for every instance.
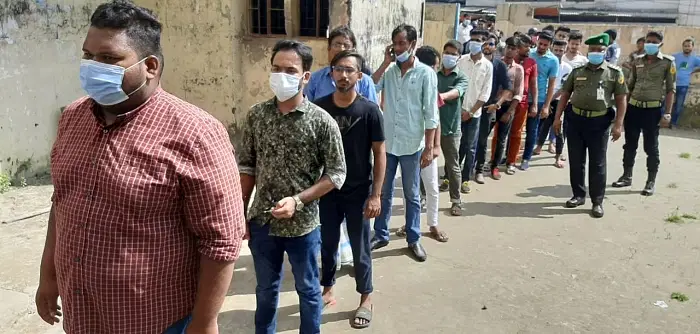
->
[50,88,245,333]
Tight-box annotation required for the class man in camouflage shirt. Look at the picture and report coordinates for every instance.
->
[238,40,346,334]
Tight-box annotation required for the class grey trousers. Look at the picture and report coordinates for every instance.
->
[441,134,462,204]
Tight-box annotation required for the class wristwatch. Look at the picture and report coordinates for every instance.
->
[292,195,304,211]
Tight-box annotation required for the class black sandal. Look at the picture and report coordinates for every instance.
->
[351,305,373,329]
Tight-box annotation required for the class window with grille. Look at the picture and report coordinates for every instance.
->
[250,0,286,35]
[299,0,330,37]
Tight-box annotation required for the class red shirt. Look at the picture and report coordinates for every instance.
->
[518,56,538,108]
[51,88,245,333]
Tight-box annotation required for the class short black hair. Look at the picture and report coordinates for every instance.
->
[470,29,489,37]
[553,39,567,47]
[637,37,646,43]
[604,29,617,41]
[505,36,517,47]
[415,45,440,67]
[443,39,463,54]
[555,26,571,34]
[328,26,357,48]
[271,40,314,72]
[568,31,583,42]
[513,31,523,37]
[684,37,695,46]
[330,50,364,71]
[537,31,554,42]
[543,25,555,32]
[487,33,499,42]
[527,27,538,36]
[392,24,418,43]
[90,0,163,61]
[517,34,532,46]
[646,30,664,41]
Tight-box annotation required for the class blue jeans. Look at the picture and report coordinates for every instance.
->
[163,315,192,334]
[249,222,322,334]
[672,86,689,126]
[373,150,422,245]
[458,116,480,181]
[522,102,543,161]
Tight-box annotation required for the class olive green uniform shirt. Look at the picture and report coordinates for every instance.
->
[238,98,347,237]
[437,67,469,136]
[562,62,628,111]
[628,52,676,101]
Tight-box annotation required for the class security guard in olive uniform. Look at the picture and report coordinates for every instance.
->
[553,33,628,218]
[612,30,676,196]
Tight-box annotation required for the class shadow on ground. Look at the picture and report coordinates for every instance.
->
[218,304,354,332]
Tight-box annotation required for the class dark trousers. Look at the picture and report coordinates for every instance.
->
[536,100,567,155]
[163,315,192,334]
[475,103,512,171]
[458,116,481,181]
[249,222,322,334]
[319,186,373,295]
[566,106,613,205]
[622,104,662,173]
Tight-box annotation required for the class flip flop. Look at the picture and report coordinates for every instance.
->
[351,305,373,329]
[395,226,407,237]
[430,229,449,243]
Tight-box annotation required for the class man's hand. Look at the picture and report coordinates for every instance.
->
[185,320,219,334]
[383,44,394,64]
[363,195,381,219]
[540,104,550,119]
[528,104,537,118]
[611,124,622,141]
[660,114,671,127]
[432,146,441,159]
[461,111,472,121]
[420,149,434,168]
[500,111,513,123]
[243,222,250,240]
[36,276,62,325]
[553,119,562,135]
[271,197,296,219]
[485,104,499,113]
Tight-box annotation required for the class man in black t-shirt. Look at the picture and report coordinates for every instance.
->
[313,50,385,329]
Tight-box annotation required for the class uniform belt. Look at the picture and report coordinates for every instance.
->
[572,106,607,118]
[629,98,662,108]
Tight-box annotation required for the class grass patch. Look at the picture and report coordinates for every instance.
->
[0,173,10,194]
[665,208,698,224]
[671,292,689,302]
[667,182,678,189]
[679,152,692,159]
[681,213,698,220]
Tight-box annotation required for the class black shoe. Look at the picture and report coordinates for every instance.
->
[641,180,656,196]
[612,176,632,188]
[408,242,427,262]
[591,204,604,218]
[565,197,585,208]
[370,238,389,251]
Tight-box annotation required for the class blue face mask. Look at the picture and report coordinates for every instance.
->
[644,43,660,55]
[468,41,482,54]
[587,52,605,65]
[79,58,148,106]
[442,55,459,69]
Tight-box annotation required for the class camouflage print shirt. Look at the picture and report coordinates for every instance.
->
[238,97,346,237]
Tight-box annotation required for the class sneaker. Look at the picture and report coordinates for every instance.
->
[460,181,471,194]
[506,165,516,175]
[438,179,449,192]
[491,168,501,180]
[475,173,485,184]
[519,160,530,171]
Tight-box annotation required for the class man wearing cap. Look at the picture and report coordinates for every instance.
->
[553,33,628,218]
[611,30,676,196]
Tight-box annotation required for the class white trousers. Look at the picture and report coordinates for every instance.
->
[402,159,439,227]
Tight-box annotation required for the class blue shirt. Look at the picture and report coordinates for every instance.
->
[672,52,700,87]
[304,67,378,104]
[376,61,439,156]
[529,49,559,104]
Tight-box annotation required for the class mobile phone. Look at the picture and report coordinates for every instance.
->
[389,46,396,59]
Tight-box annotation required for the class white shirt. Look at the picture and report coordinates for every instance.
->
[457,54,493,118]
[554,61,573,100]
[458,22,472,44]
[562,53,587,68]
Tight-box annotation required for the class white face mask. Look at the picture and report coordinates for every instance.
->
[269,72,302,102]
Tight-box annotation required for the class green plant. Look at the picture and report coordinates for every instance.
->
[671,292,689,302]
[679,152,691,159]
[681,213,698,220]
[667,183,678,189]
[0,172,10,194]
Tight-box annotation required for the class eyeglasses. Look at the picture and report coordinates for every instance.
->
[332,66,358,74]
[331,42,354,50]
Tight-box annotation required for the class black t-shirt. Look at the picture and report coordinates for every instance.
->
[313,94,384,190]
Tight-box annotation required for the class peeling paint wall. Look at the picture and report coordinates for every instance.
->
[0,0,102,179]
[348,0,426,71]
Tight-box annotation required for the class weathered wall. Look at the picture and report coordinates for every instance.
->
[423,3,458,52]
[0,0,102,180]
[348,0,425,71]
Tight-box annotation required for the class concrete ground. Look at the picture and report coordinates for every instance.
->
[2,129,700,334]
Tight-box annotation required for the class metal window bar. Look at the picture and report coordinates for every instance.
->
[250,0,286,35]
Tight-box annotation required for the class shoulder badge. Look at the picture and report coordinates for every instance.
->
[618,74,625,85]
[670,64,677,75]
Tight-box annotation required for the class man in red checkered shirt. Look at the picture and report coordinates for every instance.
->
[35,1,245,333]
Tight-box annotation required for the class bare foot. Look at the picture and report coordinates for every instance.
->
[429,226,449,242]
[533,145,542,155]
[322,287,336,309]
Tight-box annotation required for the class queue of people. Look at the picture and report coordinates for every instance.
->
[35,1,689,333]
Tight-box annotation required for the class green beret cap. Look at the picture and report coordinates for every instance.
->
[585,33,610,46]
